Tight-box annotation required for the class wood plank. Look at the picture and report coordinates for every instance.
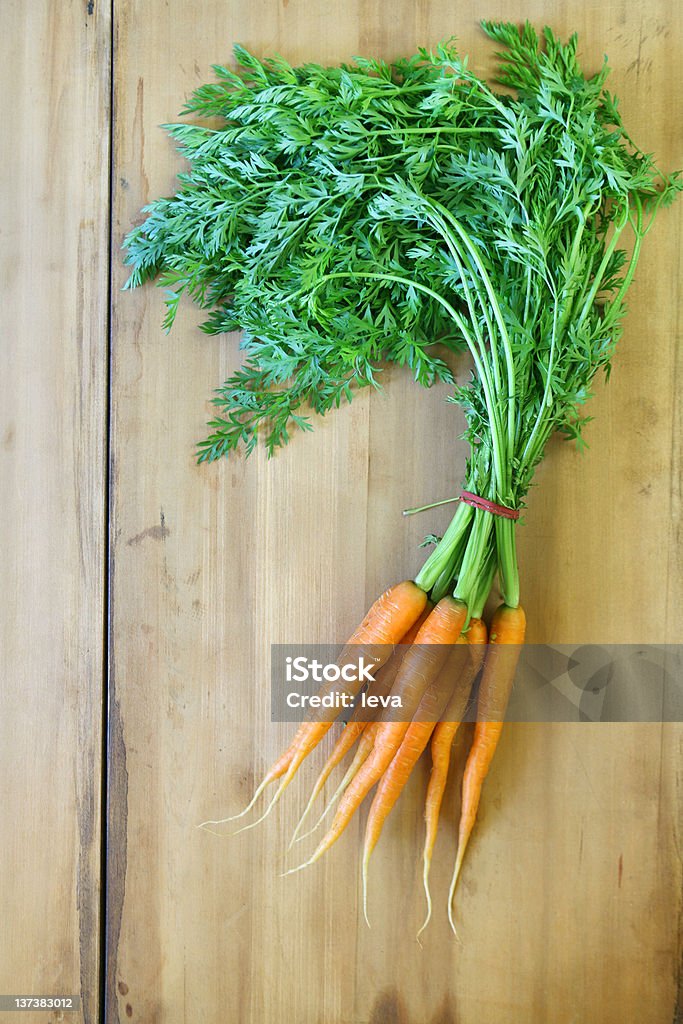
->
[0,1,111,1021]
[109,2,682,1022]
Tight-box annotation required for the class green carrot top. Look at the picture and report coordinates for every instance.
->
[123,21,680,605]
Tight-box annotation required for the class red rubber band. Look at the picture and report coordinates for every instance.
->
[459,490,520,520]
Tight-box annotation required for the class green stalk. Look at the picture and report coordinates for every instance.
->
[518,290,559,474]
[428,521,474,603]
[363,125,494,135]
[429,564,457,605]
[427,204,502,396]
[453,509,494,609]
[495,516,520,608]
[573,198,630,331]
[425,209,501,397]
[468,546,497,620]
[403,496,458,516]
[518,418,554,493]
[415,500,473,591]
[601,197,644,332]
[432,207,517,486]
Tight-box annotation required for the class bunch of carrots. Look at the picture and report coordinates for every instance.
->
[213,580,524,931]
[124,23,680,931]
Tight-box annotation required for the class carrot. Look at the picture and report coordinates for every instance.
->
[306,719,386,843]
[448,603,526,931]
[201,580,427,833]
[291,602,435,844]
[418,618,487,936]
[289,605,433,845]
[286,597,467,872]
[360,634,475,923]
[296,723,380,842]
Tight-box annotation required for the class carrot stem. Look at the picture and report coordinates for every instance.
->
[403,496,459,516]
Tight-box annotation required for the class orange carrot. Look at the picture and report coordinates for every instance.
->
[418,618,487,935]
[290,605,433,845]
[297,723,379,842]
[287,597,467,871]
[448,604,526,930]
[304,719,384,842]
[203,580,427,832]
[360,633,478,919]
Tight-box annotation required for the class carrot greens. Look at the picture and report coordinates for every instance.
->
[124,22,680,928]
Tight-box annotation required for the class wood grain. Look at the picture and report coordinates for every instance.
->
[109,3,682,1023]
[0,1,111,1021]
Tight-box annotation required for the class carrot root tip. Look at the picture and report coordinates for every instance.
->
[447,854,466,939]
[206,770,279,827]
[447,896,463,942]
[280,862,309,878]
[287,814,309,850]
[295,804,333,844]
[361,852,372,929]
[288,779,327,848]
[232,775,291,835]
[416,861,433,940]
[297,763,356,843]
[281,846,325,877]
[195,823,228,838]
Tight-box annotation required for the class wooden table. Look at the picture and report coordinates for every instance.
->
[1,2,681,1022]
